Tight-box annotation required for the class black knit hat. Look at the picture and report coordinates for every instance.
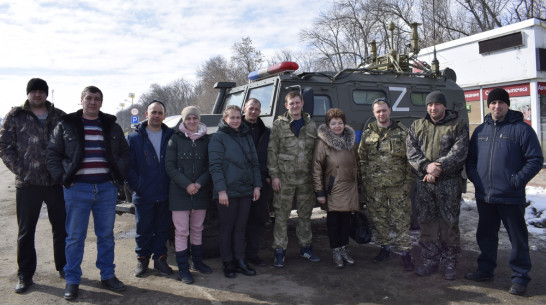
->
[487,88,510,107]
[26,78,49,95]
[425,91,447,106]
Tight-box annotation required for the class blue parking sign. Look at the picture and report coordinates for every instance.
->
[131,116,139,124]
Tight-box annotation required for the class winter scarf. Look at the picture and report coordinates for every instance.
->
[179,121,207,141]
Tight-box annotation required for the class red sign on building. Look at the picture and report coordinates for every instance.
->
[483,83,530,98]
[464,89,481,102]
[539,82,546,95]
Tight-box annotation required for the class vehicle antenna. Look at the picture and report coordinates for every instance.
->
[431,0,440,75]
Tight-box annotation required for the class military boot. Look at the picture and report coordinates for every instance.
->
[273,247,286,268]
[442,246,460,280]
[415,241,440,277]
[373,245,390,263]
[401,252,415,271]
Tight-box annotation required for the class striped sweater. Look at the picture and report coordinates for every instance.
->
[74,118,110,183]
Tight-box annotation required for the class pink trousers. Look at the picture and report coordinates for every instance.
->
[172,209,206,252]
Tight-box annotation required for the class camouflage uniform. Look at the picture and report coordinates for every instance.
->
[0,99,67,281]
[268,112,317,249]
[406,110,468,268]
[358,120,413,251]
[0,100,65,187]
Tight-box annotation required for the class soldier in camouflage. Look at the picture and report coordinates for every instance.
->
[0,78,66,293]
[268,91,319,268]
[406,91,468,280]
[358,98,415,271]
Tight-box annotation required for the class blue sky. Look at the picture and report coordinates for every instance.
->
[0,0,330,116]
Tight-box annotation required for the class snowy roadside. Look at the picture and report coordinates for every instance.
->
[461,185,546,248]
[524,186,546,239]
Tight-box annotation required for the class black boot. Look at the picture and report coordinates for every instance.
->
[415,241,440,277]
[190,244,212,274]
[236,259,256,276]
[373,245,391,263]
[63,284,79,300]
[175,250,194,284]
[442,246,460,280]
[134,256,149,277]
[223,261,236,278]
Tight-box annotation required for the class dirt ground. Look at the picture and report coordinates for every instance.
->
[0,162,545,305]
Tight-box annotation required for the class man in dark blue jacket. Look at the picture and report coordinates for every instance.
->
[127,100,174,277]
[465,88,543,296]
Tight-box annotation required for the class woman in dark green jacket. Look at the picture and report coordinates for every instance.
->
[165,106,211,284]
[208,105,262,278]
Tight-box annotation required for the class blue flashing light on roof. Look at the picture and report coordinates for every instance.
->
[248,61,299,81]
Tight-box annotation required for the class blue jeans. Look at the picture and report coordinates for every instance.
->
[63,182,118,284]
[134,200,171,259]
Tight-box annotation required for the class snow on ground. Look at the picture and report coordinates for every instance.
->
[462,186,546,241]
[525,186,546,237]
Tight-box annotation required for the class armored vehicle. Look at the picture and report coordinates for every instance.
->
[202,23,468,139]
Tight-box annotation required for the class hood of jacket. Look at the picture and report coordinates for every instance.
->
[484,109,523,125]
[135,120,172,136]
[317,124,355,151]
[62,109,118,126]
[9,100,56,117]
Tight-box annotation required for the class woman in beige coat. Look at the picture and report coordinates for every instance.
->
[312,108,360,268]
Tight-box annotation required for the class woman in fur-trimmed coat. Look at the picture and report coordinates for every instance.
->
[312,108,359,269]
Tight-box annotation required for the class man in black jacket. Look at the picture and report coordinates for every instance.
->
[243,98,272,267]
[47,86,130,300]
[0,78,66,293]
[465,88,543,296]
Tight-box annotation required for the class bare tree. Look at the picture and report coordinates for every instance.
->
[509,0,546,22]
[137,78,196,118]
[195,55,232,112]
[266,49,295,66]
[115,107,134,134]
[455,0,508,31]
[230,37,264,85]
[299,0,539,71]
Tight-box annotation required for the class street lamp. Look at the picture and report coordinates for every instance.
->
[128,92,135,108]
[119,102,126,134]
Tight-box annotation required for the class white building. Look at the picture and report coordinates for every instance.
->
[418,18,546,157]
